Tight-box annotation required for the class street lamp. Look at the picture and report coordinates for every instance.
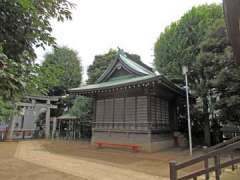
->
[182,65,193,156]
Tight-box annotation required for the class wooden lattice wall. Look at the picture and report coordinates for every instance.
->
[95,95,170,131]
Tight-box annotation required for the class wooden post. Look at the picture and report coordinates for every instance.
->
[135,96,137,130]
[112,97,115,129]
[214,155,221,180]
[73,120,76,140]
[68,120,71,141]
[123,96,126,129]
[52,117,57,140]
[204,158,209,180]
[22,130,25,139]
[58,120,61,139]
[45,100,51,138]
[169,161,177,180]
[231,151,235,171]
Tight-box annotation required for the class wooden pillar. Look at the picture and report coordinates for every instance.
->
[73,120,75,140]
[58,120,61,139]
[103,99,105,129]
[169,161,177,180]
[45,99,51,138]
[112,97,115,129]
[123,96,126,129]
[92,97,96,132]
[214,155,221,180]
[147,95,151,130]
[68,119,71,140]
[204,158,209,180]
[72,119,74,140]
[9,115,18,140]
[135,96,137,129]
[52,117,57,139]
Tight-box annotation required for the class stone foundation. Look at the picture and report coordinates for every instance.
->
[91,130,174,152]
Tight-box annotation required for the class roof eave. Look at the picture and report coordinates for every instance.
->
[69,75,188,98]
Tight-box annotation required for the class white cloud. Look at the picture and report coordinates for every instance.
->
[36,0,222,81]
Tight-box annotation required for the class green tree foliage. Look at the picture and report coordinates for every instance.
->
[191,19,233,144]
[87,49,116,84]
[154,4,227,145]
[68,96,93,121]
[0,49,24,99]
[39,47,82,96]
[215,62,240,124]
[1,0,73,60]
[0,0,74,96]
[87,49,142,84]
[199,20,240,126]
[154,4,223,79]
[0,0,73,121]
[0,97,14,122]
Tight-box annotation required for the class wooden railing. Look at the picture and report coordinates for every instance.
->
[169,138,240,180]
[206,136,240,152]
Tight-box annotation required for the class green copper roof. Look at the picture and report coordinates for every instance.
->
[69,48,186,97]
[96,49,154,83]
[69,74,186,97]
[118,53,154,75]
[70,75,156,91]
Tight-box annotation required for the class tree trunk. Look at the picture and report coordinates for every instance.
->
[203,97,211,146]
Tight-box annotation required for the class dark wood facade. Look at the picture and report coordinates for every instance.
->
[69,49,186,151]
[93,86,174,132]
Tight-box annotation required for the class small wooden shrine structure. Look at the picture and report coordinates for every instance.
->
[69,49,187,152]
[55,114,91,140]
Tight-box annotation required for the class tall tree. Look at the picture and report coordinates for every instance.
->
[154,4,224,146]
[154,4,223,79]
[0,0,73,99]
[40,47,82,96]
[192,19,233,144]
[0,0,74,121]
[199,20,240,127]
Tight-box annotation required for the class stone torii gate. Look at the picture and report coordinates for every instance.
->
[9,96,59,139]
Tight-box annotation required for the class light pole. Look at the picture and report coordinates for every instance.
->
[182,65,193,156]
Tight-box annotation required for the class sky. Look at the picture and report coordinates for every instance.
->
[36,0,222,81]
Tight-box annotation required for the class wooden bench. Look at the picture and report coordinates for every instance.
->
[95,141,140,152]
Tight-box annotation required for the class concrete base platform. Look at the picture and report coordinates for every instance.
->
[91,130,174,152]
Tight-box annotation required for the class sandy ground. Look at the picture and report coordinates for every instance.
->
[42,140,240,180]
[0,140,239,180]
[43,140,202,178]
[0,141,82,180]
[14,140,165,180]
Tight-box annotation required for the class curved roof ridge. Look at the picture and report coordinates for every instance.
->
[96,49,155,83]
[119,53,155,75]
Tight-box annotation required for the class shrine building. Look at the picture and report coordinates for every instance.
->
[69,49,187,152]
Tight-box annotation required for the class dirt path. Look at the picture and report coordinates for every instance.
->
[15,141,168,180]
[0,142,82,180]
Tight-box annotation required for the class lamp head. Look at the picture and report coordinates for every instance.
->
[182,65,188,75]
